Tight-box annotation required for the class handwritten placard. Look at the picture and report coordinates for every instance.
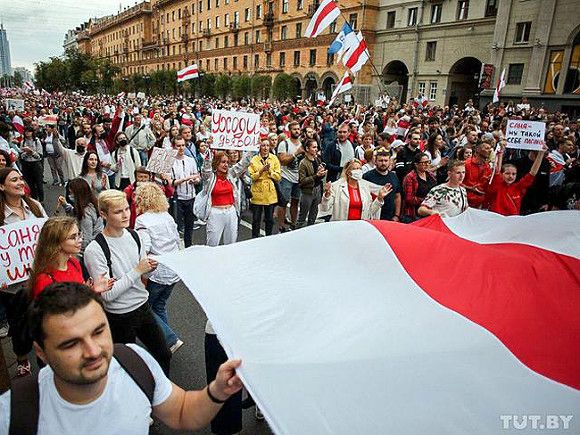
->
[5,99,24,112]
[211,109,260,151]
[0,218,47,289]
[146,147,177,174]
[506,120,546,151]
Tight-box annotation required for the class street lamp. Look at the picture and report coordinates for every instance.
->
[122,77,129,92]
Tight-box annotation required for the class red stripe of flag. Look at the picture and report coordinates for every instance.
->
[178,68,198,79]
[371,217,580,390]
[311,1,337,37]
[345,38,368,69]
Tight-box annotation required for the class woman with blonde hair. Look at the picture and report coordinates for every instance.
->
[134,182,183,353]
[321,159,392,221]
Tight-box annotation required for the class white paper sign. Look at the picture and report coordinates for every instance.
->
[5,99,24,112]
[0,218,47,289]
[137,92,146,99]
[211,109,260,151]
[146,147,177,174]
[344,94,352,103]
[128,92,136,99]
[506,120,546,151]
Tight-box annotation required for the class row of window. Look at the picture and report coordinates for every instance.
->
[417,82,438,101]
[386,0,498,29]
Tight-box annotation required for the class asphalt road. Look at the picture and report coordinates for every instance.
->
[2,175,274,435]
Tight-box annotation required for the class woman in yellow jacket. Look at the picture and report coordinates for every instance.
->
[249,138,282,238]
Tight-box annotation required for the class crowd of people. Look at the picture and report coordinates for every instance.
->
[0,87,578,434]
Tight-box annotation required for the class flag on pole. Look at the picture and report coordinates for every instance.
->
[177,64,199,82]
[303,0,340,38]
[328,22,355,60]
[342,32,369,74]
[493,68,506,103]
[329,71,353,105]
[157,209,580,434]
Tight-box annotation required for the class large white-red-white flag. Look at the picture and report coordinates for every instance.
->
[493,68,506,103]
[303,0,340,38]
[329,71,353,106]
[342,31,369,74]
[158,209,580,434]
[177,64,199,82]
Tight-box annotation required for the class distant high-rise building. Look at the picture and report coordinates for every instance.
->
[0,23,12,76]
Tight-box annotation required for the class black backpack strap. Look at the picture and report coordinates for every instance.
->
[94,233,113,278]
[113,344,155,404]
[9,373,40,435]
[127,228,141,254]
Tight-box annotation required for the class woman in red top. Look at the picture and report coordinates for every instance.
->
[487,143,547,216]
[29,216,111,299]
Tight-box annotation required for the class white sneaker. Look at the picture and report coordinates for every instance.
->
[170,339,184,354]
[194,219,206,226]
[0,324,8,338]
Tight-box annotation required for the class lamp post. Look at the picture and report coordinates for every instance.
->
[144,74,151,95]
[122,77,129,92]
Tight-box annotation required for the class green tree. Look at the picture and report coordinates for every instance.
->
[13,71,23,88]
[232,74,251,99]
[251,74,272,99]
[200,73,217,98]
[272,73,294,101]
[215,74,232,99]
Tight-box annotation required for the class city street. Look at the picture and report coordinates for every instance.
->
[1,177,273,435]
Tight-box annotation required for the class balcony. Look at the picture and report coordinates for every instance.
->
[142,39,159,51]
[263,42,272,52]
[229,22,239,33]
[202,28,212,37]
[264,12,274,28]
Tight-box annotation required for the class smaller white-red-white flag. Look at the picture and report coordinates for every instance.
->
[493,68,506,103]
[304,0,340,38]
[177,64,199,82]
[342,32,369,74]
[117,91,126,98]
[329,72,353,106]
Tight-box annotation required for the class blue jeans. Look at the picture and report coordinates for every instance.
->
[176,198,195,247]
[147,280,178,347]
[138,149,149,166]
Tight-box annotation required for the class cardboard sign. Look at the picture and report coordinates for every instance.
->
[211,109,260,151]
[146,147,177,174]
[5,99,24,112]
[505,120,546,151]
[38,115,59,126]
[0,218,47,289]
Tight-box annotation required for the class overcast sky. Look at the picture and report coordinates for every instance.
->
[0,0,136,73]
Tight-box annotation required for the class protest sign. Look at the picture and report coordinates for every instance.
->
[0,218,47,289]
[38,115,59,126]
[505,120,546,151]
[137,92,146,99]
[5,99,24,112]
[128,92,136,99]
[146,147,177,174]
[211,109,260,151]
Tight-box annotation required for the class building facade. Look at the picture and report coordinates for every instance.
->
[481,0,580,114]
[0,23,12,77]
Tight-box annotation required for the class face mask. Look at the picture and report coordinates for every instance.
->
[99,131,107,139]
[350,169,363,180]
[118,139,128,146]
[76,146,85,153]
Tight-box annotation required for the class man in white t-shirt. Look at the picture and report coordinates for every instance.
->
[0,282,243,435]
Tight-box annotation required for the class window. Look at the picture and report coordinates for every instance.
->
[294,50,300,66]
[485,0,498,17]
[329,22,337,33]
[430,4,442,24]
[224,36,229,47]
[216,0,220,6]
[256,4,262,18]
[266,53,272,67]
[408,8,418,26]
[178,9,181,19]
[192,22,195,33]
[327,52,334,66]
[282,0,289,13]
[281,25,288,40]
[309,49,316,66]
[418,82,426,96]
[254,54,259,68]
[198,1,202,12]
[349,13,358,30]
[172,11,175,21]
[215,37,220,48]
[296,23,302,38]
[199,40,203,51]
[234,12,239,24]
[206,59,210,70]
[280,52,286,67]
[207,0,211,10]
[225,0,229,4]
[297,0,304,10]
[233,56,237,69]
[515,22,532,43]
[207,18,211,29]
[426,41,437,61]
[457,1,469,20]
[234,34,239,46]
[225,14,230,26]
[245,8,251,21]
[386,11,396,29]
[255,30,261,43]
[429,82,437,100]
[214,58,218,70]
[216,16,220,28]
[244,32,249,45]
[224,58,228,69]
[507,63,524,85]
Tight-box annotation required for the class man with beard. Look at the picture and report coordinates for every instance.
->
[2,282,242,434]
[363,148,401,221]
[54,136,89,180]
[125,114,156,165]
[277,121,304,232]
[463,141,493,208]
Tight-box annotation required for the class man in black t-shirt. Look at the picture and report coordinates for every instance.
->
[363,149,402,221]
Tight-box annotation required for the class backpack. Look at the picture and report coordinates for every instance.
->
[8,343,155,435]
[86,229,141,278]
[113,147,137,166]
